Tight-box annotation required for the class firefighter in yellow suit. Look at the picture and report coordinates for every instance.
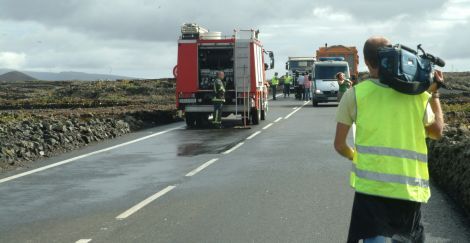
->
[212,71,226,128]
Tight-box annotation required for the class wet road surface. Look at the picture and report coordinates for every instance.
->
[1,97,469,242]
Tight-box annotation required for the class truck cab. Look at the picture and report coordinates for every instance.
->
[311,57,350,106]
[285,57,315,87]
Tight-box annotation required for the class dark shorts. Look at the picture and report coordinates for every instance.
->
[347,192,424,243]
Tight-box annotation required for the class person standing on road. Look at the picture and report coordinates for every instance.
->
[284,72,293,98]
[212,71,226,128]
[270,72,279,100]
[334,36,445,243]
[296,73,305,100]
[304,73,311,101]
[336,72,352,101]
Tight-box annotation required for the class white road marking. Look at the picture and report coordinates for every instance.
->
[246,131,261,140]
[292,107,299,109]
[262,123,274,130]
[284,101,309,119]
[116,185,176,220]
[222,142,244,154]
[185,158,219,177]
[0,125,185,185]
[284,109,299,119]
[274,117,282,123]
[76,239,92,243]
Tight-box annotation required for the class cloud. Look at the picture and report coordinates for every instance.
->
[0,0,468,77]
[442,20,470,59]
[0,0,446,42]
[0,52,26,69]
[312,0,447,21]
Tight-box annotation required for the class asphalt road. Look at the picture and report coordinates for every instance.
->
[1,96,469,243]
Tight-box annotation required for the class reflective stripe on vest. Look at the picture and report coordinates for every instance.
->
[352,164,429,188]
[352,80,431,203]
[356,145,427,163]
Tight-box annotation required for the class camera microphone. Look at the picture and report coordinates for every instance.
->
[433,56,446,67]
[418,44,445,67]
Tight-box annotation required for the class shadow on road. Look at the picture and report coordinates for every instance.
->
[306,104,339,108]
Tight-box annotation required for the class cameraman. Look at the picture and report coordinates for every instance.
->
[333,36,444,243]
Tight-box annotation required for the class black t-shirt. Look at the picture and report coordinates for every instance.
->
[347,192,425,243]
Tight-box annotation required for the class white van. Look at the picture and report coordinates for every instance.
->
[311,57,350,106]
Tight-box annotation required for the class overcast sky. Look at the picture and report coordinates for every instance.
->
[1,0,470,78]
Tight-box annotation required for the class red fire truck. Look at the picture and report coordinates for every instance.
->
[175,23,274,128]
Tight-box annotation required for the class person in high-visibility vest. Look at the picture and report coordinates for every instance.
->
[212,71,226,128]
[334,36,445,243]
[270,72,279,100]
[283,73,292,98]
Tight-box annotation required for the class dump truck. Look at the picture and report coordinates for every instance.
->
[316,44,359,83]
[175,23,274,128]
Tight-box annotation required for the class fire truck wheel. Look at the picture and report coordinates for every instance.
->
[185,113,197,128]
[195,114,210,128]
[251,108,260,125]
[260,108,266,120]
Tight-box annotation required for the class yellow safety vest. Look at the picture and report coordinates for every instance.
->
[284,76,292,84]
[271,77,279,85]
[351,80,431,203]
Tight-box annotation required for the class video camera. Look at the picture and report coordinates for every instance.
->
[378,44,445,95]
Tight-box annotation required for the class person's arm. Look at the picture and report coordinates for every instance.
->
[425,70,445,140]
[334,123,355,160]
[334,89,356,160]
[426,97,444,140]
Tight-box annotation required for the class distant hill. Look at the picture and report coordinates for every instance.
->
[0,69,137,81]
[0,71,37,82]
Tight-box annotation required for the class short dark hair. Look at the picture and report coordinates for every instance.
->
[363,37,390,69]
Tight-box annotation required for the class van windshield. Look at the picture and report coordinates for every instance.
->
[315,66,348,80]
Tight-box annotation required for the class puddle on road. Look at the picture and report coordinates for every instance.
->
[177,141,242,156]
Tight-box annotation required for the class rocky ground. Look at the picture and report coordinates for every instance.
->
[0,79,179,172]
[428,97,470,216]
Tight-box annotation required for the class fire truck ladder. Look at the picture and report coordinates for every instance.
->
[234,38,251,126]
